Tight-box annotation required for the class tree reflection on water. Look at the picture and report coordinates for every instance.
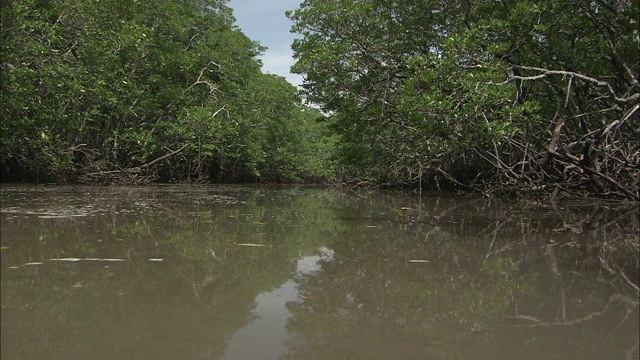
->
[0,186,637,359]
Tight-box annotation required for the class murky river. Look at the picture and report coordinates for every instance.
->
[1,185,638,359]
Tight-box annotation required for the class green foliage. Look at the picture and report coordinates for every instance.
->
[1,0,338,184]
[289,0,639,198]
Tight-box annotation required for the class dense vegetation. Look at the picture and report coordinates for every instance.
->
[1,0,337,184]
[288,0,639,200]
[2,0,638,200]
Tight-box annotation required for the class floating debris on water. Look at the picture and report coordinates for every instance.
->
[50,258,82,262]
[49,258,125,262]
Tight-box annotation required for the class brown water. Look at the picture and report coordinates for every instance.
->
[1,185,638,360]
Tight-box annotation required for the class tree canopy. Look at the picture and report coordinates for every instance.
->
[2,0,638,200]
[1,0,337,184]
[288,0,639,200]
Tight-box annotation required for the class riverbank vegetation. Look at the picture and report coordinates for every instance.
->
[2,0,638,200]
[1,0,338,184]
[288,0,639,200]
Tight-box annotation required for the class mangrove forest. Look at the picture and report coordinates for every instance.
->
[1,0,639,201]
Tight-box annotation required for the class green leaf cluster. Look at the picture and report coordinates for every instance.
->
[1,0,338,183]
[288,0,639,197]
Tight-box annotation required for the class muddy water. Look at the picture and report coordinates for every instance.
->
[0,185,638,360]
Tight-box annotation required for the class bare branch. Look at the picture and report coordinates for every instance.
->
[507,65,639,104]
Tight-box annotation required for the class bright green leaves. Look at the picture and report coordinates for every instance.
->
[2,0,338,183]
[289,0,639,196]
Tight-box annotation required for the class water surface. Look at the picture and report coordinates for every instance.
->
[1,185,638,359]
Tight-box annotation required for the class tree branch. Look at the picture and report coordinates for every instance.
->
[508,65,639,104]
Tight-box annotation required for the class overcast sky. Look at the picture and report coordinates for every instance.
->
[228,0,304,87]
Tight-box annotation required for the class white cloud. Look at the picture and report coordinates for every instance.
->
[259,51,303,88]
[229,0,303,87]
